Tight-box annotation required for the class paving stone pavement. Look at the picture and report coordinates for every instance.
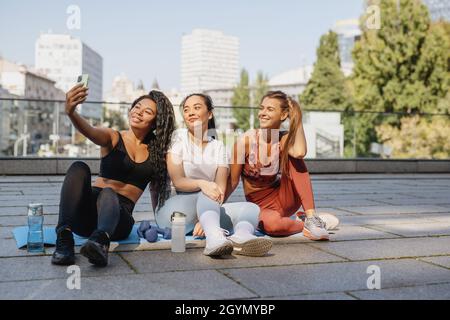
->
[0,173,450,300]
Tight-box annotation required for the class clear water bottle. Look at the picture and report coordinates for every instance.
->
[27,203,44,253]
[171,211,186,253]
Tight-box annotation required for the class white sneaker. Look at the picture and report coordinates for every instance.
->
[228,232,273,257]
[303,215,330,241]
[318,213,340,230]
[203,228,234,257]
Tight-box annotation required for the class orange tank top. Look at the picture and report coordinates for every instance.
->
[242,129,286,189]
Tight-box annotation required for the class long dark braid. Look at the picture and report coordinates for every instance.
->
[130,90,176,209]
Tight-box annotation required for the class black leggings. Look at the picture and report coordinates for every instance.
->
[56,161,135,241]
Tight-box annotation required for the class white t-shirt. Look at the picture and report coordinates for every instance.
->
[168,128,229,181]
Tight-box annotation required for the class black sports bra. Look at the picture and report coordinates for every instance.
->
[99,131,155,191]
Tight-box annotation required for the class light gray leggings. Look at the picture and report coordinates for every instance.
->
[155,191,260,235]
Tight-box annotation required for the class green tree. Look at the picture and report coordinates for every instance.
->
[437,91,450,114]
[434,20,450,114]
[376,115,450,159]
[299,31,350,111]
[350,0,450,156]
[232,69,250,131]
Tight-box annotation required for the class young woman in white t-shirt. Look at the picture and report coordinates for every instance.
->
[154,93,272,257]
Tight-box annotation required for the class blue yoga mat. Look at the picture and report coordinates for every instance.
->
[12,225,205,249]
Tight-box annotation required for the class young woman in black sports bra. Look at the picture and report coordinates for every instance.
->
[51,83,175,267]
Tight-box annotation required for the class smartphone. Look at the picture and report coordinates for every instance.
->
[77,74,89,88]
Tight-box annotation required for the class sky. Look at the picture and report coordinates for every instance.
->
[0,0,365,94]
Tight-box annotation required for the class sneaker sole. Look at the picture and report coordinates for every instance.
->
[203,243,234,257]
[80,240,108,267]
[230,238,273,257]
[303,228,330,241]
[51,255,75,266]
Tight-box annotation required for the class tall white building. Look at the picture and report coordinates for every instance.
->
[332,19,361,76]
[181,29,239,94]
[35,33,103,119]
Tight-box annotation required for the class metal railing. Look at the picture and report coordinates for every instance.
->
[1,98,449,160]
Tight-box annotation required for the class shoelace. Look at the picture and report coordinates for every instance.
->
[56,235,73,249]
[308,216,326,229]
[212,227,230,239]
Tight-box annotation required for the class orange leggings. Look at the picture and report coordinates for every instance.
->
[245,157,315,236]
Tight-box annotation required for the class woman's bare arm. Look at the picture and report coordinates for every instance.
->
[166,153,203,192]
[281,103,307,158]
[65,84,114,147]
[167,153,224,202]
[214,166,229,204]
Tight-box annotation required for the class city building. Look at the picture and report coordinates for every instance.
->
[332,19,361,76]
[165,89,184,127]
[0,58,64,99]
[267,66,313,98]
[104,74,139,120]
[0,85,18,155]
[424,0,450,21]
[201,87,237,131]
[35,33,103,119]
[0,58,68,156]
[181,29,239,94]
[302,112,344,159]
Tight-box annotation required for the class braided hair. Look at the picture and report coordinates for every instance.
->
[130,90,176,209]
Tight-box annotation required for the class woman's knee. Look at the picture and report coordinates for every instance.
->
[66,161,91,179]
[235,202,260,228]
[258,219,280,235]
[156,194,198,230]
[258,210,290,235]
[110,215,134,241]
[197,192,220,215]
[198,192,217,205]
[99,187,116,196]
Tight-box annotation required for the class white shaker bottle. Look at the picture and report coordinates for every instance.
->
[171,211,186,253]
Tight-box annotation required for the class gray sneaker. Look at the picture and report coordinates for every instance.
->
[318,213,340,230]
[296,212,340,231]
[303,215,329,241]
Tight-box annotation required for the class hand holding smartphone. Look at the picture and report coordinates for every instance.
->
[77,74,89,88]
[65,75,89,116]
